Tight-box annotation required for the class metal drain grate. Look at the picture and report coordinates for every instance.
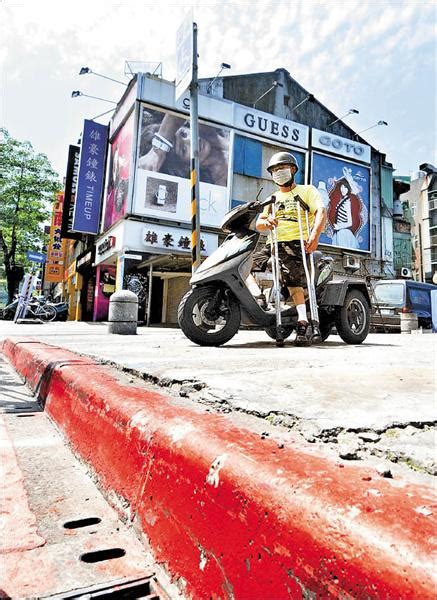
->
[45,575,163,599]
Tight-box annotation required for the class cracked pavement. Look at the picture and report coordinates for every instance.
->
[1,321,435,481]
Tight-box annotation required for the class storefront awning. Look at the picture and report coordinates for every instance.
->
[137,253,193,272]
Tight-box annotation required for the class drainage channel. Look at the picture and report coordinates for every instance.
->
[0,359,176,600]
[45,575,163,599]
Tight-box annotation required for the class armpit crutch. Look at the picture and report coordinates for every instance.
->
[295,195,321,341]
[270,195,286,347]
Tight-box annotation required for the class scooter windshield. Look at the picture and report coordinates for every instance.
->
[196,233,256,273]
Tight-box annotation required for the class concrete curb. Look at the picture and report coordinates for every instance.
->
[2,337,436,599]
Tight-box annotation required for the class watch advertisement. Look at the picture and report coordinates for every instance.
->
[103,112,135,231]
[133,105,231,228]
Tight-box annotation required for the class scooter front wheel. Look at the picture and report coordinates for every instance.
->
[178,286,241,346]
[264,324,294,341]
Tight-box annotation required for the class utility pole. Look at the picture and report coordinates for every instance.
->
[190,22,201,273]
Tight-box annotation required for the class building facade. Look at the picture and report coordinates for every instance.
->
[62,68,397,323]
[400,164,437,284]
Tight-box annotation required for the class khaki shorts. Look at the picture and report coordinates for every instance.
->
[252,241,306,288]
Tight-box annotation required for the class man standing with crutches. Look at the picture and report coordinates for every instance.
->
[253,152,327,346]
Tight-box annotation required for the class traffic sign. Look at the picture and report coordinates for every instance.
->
[26,250,46,263]
[175,11,193,102]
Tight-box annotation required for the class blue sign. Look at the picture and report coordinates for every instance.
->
[311,152,371,252]
[73,120,108,234]
[26,250,46,263]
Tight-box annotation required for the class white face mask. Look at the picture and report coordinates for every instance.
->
[272,167,293,186]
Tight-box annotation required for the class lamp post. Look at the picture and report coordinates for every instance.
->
[355,120,388,138]
[328,108,359,128]
[206,62,231,94]
[79,67,127,86]
[290,93,314,111]
[89,108,117,121]
[71,91,117,104]
[253,81,283,109]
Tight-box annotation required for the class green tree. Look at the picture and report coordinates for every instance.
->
[0,128,61,303]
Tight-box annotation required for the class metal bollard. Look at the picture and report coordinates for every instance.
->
[400,311,418,334]
[108,290,138,335]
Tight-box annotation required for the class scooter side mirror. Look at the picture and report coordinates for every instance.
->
[257,195,276,210]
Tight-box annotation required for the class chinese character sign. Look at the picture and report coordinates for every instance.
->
[45,192,67,282]
[73,120,109,234]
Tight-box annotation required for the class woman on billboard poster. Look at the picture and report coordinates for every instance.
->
[327,167,364,250]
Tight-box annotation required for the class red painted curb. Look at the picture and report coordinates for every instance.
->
[3,338,436,599]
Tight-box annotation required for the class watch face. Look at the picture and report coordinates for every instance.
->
[152,136,172,152]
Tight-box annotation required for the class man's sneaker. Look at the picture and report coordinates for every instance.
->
[294,321,312,346]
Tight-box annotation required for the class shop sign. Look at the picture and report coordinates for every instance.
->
[64,260,77,281]
[97,235,116,256]
[312,128,370,164]
[45,192,67,283]
[76,249,94,269]
[142,224,217,256]
[234,105,308,149]
[73,120,108,234]
[61,145,82,239]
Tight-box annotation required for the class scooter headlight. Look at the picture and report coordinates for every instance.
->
[317,263,333,286]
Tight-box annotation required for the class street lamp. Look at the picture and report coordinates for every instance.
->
[355,120,388,138]
[290,93,315,112]
[71,91,117,104]
[253,81,283,109]
[206,62,231,94]
[328,108,359,128]
[89,107,116,121]
[79,66,127,86]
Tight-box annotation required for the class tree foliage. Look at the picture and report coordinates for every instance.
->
[0,128,61,302]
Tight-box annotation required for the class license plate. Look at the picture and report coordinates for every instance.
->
[380,309,394,315]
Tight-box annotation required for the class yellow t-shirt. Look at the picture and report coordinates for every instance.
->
[262,185,324,243]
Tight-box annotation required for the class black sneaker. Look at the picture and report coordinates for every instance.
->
[294,321,312,346]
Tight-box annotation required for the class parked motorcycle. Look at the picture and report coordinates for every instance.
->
[178,197,371,346]
[0,295,57,322]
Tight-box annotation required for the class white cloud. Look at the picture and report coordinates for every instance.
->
[1,0,435,176]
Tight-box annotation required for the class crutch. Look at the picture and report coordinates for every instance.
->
[270,195,285,347]
[296,196,321,341]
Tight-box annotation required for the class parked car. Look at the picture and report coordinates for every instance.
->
[370,279,437,332]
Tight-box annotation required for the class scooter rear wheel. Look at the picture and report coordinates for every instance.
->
[178,286,241,346]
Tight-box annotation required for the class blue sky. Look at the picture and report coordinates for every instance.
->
[1,0,435,180]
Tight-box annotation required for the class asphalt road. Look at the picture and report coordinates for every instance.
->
[1,321,435,482]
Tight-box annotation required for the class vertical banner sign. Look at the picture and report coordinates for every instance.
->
[73,120,108,234]
[45,192,67,282]
[175,11,193,102]
[61,145,81,239]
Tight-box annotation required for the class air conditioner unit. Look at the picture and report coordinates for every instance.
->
[343,255,361,270]
[401,266,412,278]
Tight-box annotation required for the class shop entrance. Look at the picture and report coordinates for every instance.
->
[149,277,164,324]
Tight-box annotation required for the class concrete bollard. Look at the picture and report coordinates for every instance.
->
[400,311,418,334]
[108,290,138,335]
